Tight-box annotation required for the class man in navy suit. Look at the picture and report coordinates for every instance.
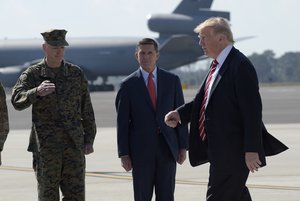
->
[165,17,287,201]
[115,38,188,201]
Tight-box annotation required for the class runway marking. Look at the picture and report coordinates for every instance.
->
[1,165,300,191]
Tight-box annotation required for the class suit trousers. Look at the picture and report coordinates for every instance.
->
[132,133,176,201]
[206,164,251,201]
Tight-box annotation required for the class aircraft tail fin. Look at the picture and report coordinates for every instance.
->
[173,0,213,15]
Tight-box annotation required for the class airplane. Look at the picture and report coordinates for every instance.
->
[0,0,230,91]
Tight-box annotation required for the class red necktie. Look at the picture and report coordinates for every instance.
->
[199,59,218,141]
[147,72,156,110]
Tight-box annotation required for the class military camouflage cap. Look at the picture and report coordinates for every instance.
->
[41,29,69,46]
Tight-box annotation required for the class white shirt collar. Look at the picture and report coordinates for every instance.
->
[139,67,157,83]
[215,44,233,66]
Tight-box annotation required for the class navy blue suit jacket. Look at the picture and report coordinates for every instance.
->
[115,68,188,165]
[178,47,288,168]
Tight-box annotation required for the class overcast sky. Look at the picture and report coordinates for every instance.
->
[0,0,299,57]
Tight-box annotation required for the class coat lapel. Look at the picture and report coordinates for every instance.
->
[208,47,236,102]
[156,68,163,111]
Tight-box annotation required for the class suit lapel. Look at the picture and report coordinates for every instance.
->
[156,68,163,111]
[208,47,236,101]
[208,71,222,101]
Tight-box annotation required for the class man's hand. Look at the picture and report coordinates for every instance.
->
[164,110,180,128]
[120,155,132,172]
[177,149,187,165]
[245,152,262,173]
[84,144,94,155]
[36,80,56,96]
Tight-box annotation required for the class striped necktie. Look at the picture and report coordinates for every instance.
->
[199,59,218,141]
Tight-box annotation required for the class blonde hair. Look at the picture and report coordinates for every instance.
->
[194,17,234,43]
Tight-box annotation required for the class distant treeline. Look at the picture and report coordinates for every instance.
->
[248,50,300,83]
[173,50,300,87]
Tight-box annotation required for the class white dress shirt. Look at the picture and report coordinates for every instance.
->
[205,45,233,107]
[140,67,158,95]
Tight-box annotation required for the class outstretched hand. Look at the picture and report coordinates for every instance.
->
[164,110,180,128]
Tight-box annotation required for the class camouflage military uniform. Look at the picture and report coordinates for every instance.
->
[11,59,96,201]
[0,82,9,165]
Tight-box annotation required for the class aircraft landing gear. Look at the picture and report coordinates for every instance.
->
[88,76,115,92]
[89,84,114,92]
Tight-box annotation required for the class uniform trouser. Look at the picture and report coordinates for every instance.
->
[33,146,86,201]
[132,134,176,201]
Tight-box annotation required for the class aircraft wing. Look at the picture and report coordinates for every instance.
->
[0,59,43,87]
[235,36,255,42]
[159,35,199,54]
[157,35,207,67]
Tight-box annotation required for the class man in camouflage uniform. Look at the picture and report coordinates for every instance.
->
[11,29,97,201]
[0,82,9,166]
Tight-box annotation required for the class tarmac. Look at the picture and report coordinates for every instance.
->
[1,85,300,200]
